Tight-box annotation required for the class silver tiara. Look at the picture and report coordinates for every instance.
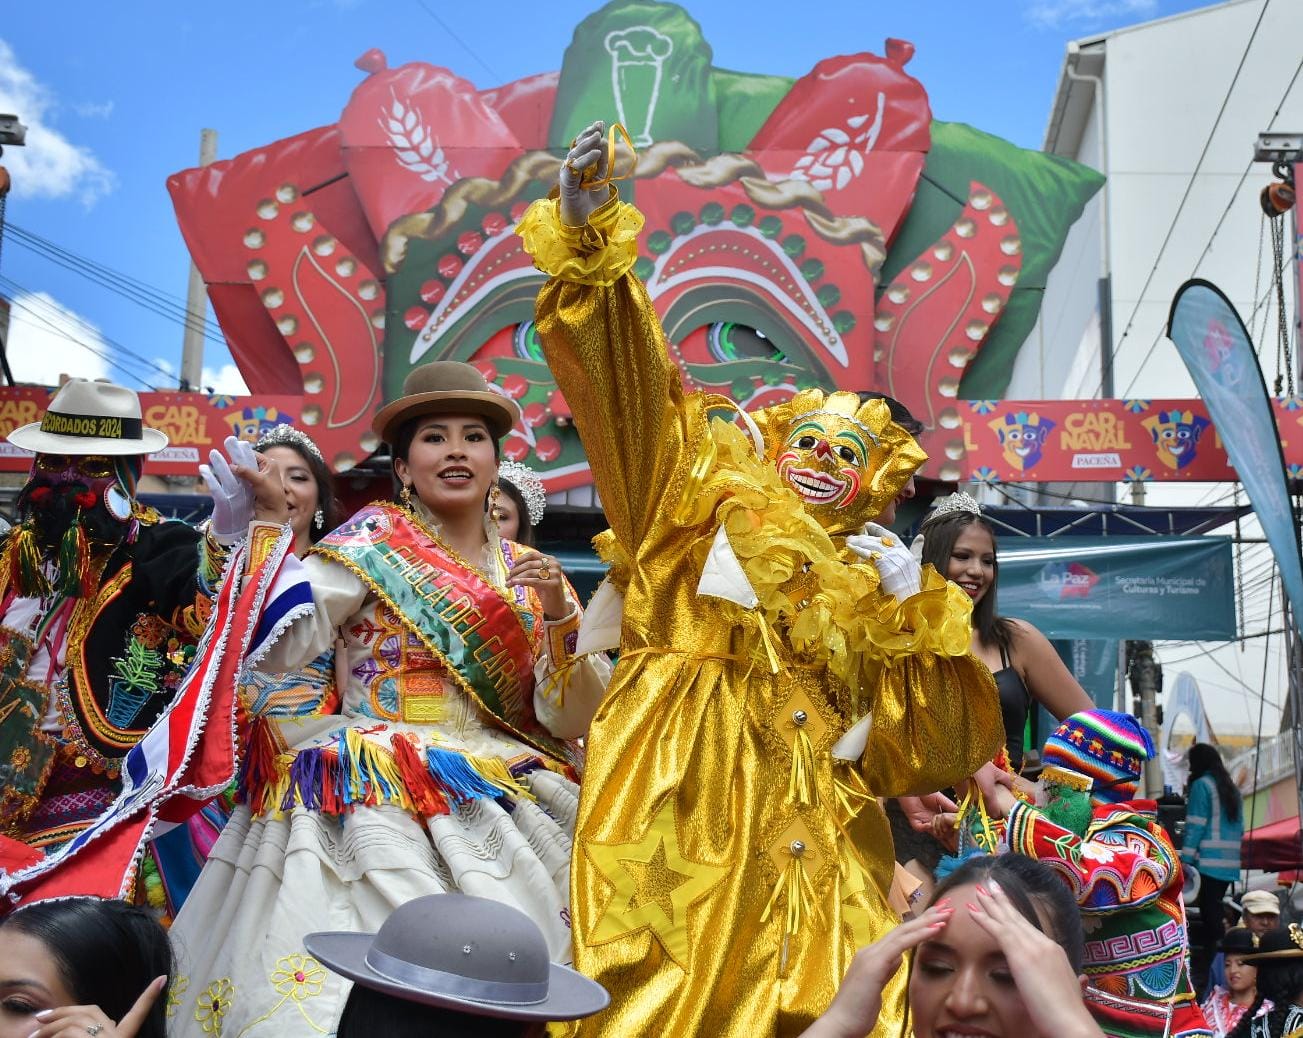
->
[254,423,324,462]
[497,460,546,526]
[924,491,982,523]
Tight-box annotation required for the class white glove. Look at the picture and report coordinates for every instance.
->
[559,120,612,227]
[199,435,259,544]
[846,522,922,601]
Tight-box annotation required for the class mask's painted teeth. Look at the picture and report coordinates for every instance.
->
[787,468,845,502]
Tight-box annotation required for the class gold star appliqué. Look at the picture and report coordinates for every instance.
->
[586,795,726,969]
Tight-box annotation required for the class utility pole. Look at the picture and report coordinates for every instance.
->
[180,128,218,392]
[1127,640,1164,797]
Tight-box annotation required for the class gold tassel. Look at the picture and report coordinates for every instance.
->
[537,654,581,709]
[753,613,781,675]
[788,725,819,808]
[761,843,821,975]
[832,766,872,824]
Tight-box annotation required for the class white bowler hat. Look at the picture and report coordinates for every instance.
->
[8,378,168,457]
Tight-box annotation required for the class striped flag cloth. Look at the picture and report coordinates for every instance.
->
[0,523,311,908]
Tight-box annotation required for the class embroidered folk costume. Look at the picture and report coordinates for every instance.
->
[169,363,610,1038]
[1001,710,1212,1038]
[0,379,221,871]
[520,179,1004,1035]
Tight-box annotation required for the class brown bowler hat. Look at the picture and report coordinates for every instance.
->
[372,361,520,445]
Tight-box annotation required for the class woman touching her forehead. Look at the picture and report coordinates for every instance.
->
[803,854,1101,1038]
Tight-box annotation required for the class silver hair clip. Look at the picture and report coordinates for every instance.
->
[254,423,324,463]
[497,460,546,526]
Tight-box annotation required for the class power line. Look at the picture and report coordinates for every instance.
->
[0,273,180,386]
[1118,45,1303,398]
[0,290,155,390]
[411,0,502,83]
[6,222,226,346]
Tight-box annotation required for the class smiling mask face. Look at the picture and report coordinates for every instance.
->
[754,390,926,536]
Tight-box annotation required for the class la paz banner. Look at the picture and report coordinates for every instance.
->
[996,536,1235,642]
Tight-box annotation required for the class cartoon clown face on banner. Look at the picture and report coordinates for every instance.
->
[1143,410,1211,470]
[753,389,926,536]
[990,411,1055,472]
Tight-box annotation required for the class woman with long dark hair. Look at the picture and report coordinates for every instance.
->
[919,496,1093,769]
[1183,742,1245,991]
[0,897,171,1038]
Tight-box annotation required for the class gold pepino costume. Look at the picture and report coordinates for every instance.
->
[520,190,1004,1037]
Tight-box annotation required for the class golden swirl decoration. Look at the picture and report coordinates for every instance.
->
[380,142,887,276]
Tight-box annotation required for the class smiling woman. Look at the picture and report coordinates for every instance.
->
[919,496,1092,770]
[168,360,610,1038]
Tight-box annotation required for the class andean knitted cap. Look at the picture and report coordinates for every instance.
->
[1040,709,1155,804]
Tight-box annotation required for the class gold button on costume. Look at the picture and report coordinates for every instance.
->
[520,191,1004,1037]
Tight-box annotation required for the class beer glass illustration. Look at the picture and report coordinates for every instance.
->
[604,26,674,148]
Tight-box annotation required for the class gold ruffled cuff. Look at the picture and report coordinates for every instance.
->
[515,189,644,287]
[861,567,974,660]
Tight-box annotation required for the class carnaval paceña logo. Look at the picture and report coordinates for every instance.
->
[1038,561,1099,601]
[989,411,1055,472]
[1142,410,1210,471]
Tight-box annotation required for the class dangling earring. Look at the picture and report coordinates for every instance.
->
[400,482,413,509]
[313,509,325,530]
[490,483,501,506]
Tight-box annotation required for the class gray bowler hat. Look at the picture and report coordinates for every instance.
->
[304,894,609,1022]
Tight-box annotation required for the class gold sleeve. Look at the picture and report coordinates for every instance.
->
[859,651,1005,797]
[521,192,694,555]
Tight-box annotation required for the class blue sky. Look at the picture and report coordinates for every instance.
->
[1,0,1217,392]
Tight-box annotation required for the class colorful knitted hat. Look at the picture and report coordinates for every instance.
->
[1040,709,1155,804]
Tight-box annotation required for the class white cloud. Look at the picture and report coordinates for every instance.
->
[152,357,250,395]
[0,39,115,206]
[1025,0,1157,28]
[71,100,114,119]
[201,363,249,395]
[4,291,112,384]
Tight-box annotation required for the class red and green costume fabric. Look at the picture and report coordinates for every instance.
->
[1006,799,1212,1038]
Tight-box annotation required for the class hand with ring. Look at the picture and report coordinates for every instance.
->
[27,975,167,1038]
[507,551,570,620]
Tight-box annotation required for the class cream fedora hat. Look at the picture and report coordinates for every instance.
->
[372,361,520,445]
[9,378,169,456]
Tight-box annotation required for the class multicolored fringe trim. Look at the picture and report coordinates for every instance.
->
[239,717,559,820]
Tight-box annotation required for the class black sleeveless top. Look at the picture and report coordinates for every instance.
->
[992,640,1033,770]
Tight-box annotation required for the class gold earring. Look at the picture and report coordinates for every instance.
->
[490,483,501,505]
[400,482,413,508]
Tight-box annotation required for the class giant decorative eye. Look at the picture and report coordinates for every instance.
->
[795,435,817,450]
[836,445,857,464]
